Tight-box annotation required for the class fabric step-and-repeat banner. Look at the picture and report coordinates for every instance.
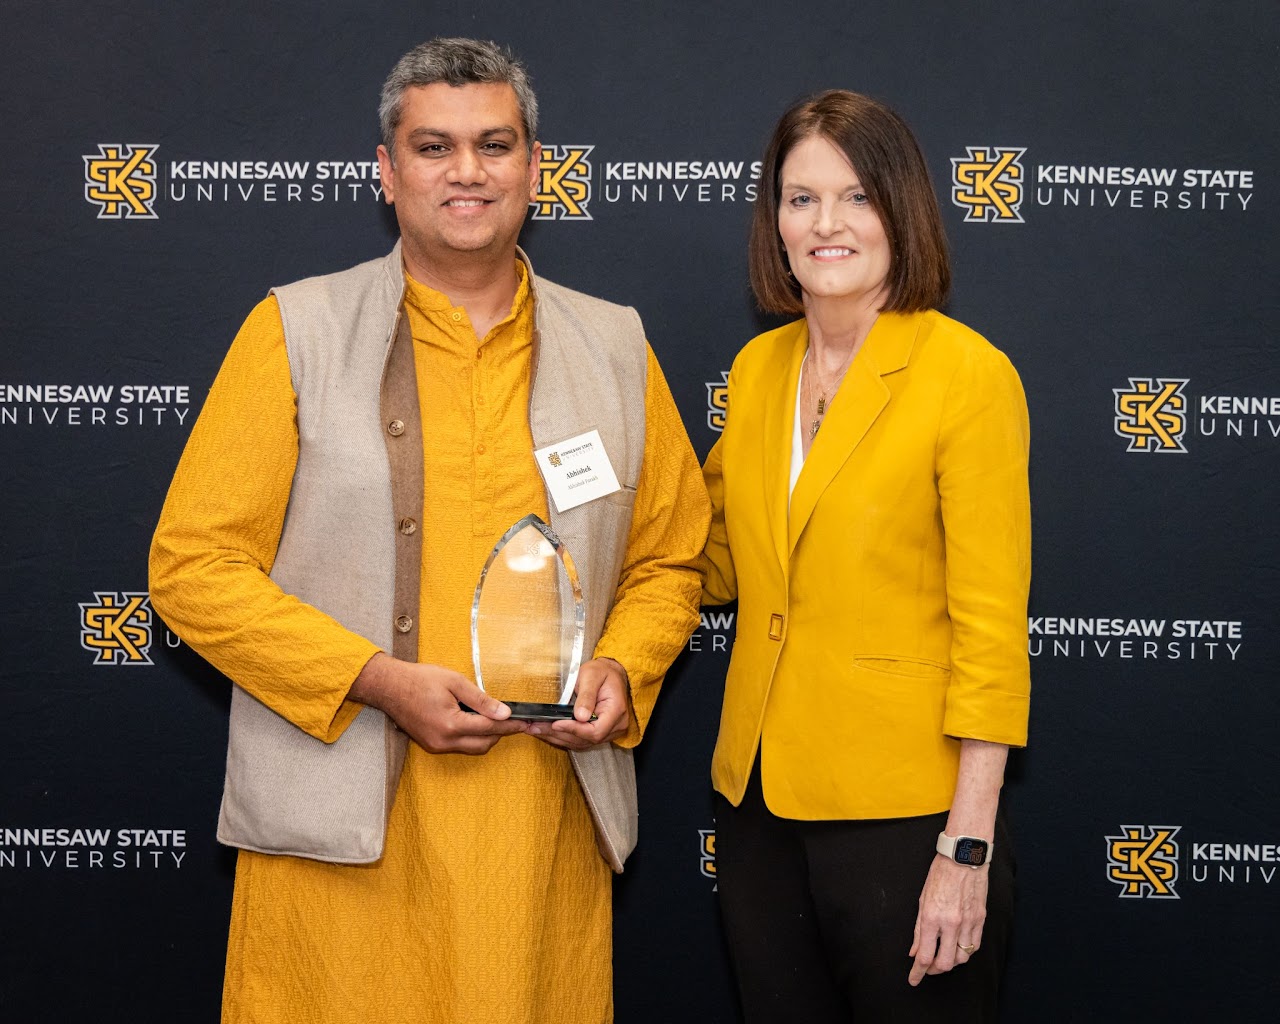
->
[3,2,1276,1020]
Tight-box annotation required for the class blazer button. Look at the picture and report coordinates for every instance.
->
[768,613,784,641]
[395,615,413,633]
[387,419,405,437]
[398,517,417,535]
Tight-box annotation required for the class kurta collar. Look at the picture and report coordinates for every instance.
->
[401,255,531,328]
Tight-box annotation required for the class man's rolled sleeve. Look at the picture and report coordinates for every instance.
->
[149,297,381,743]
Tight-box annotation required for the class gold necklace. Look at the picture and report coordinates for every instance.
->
[803,344,856,441]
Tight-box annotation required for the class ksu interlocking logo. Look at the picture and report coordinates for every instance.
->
[951,147,1026,224]
[698,828,717,881]
[83,144,159,219]
[706,371,729,432]
[548,451,562,467]
[532,145,593,220]
[80,592,154,666]
[1114,378,1189,453]
[1106,825,1181,899]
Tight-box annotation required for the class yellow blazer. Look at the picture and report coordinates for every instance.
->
[703,309,1030,819]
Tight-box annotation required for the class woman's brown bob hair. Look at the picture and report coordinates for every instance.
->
[749,90,951,315]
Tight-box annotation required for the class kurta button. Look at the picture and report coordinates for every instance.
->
[451,311,462,322]
[768,613,784,641]
[387,419,405,437]
[398,517,417,535]
[476,444,486,455]
[395,615,413,633]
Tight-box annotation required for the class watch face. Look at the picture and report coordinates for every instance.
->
[955,837,989,866]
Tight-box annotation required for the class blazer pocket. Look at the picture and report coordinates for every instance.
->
[852,656,950,680]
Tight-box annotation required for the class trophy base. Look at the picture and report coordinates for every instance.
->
[460,701,591,722]
[504,701,579,721]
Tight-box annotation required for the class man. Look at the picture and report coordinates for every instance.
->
[150,38,709,1024]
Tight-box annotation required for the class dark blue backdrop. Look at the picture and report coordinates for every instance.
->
[3,2,1278,1020]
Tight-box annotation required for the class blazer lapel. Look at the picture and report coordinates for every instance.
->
[788,312,920,555]
[762,322,809,575]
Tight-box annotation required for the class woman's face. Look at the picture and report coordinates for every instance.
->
[777,134,891,310]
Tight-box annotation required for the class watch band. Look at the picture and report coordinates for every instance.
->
[936,830,992,868]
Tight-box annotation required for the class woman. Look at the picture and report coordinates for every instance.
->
[702,90,1030,1022]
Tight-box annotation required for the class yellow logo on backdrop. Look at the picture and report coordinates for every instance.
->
[699,828,717,879]
[951,147,1025,223]
[1106,825,1180,899]
[533,145,593,220]
[84,144,159,219]
[706,372,729,432]
[1114,378,1189,452]
[80,592,154,665]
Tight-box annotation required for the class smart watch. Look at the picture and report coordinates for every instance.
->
[936,831,991,868]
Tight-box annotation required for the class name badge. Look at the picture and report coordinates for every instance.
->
[533,429,622,512]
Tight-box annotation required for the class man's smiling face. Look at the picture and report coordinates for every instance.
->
[377,81,541,270]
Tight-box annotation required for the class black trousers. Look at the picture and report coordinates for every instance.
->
[714,760,1014,1023]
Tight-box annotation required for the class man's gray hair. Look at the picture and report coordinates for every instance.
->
[379,38,539,159]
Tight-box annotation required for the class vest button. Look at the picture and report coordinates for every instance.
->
[768,613,785,641]
[387,419,405,437]
[395,615,413,633]
[399,517,417,535]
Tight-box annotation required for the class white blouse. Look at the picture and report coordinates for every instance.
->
[789,352,807,499]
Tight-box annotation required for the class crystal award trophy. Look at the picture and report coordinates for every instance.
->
[470,514,586,720]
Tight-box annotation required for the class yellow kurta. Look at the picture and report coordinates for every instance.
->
[150,261,710,1024]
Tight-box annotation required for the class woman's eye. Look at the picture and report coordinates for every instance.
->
[851,192,869,205]
[789,194,812,207]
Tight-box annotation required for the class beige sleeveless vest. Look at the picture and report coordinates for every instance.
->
[216,242,648,871]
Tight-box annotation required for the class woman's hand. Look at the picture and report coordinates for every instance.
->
[908,853,989,985]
